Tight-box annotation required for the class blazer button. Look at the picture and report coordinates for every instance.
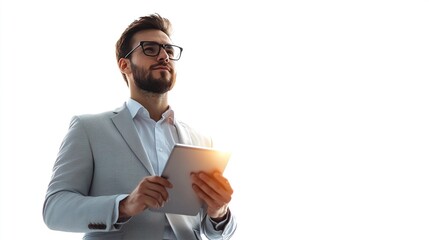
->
[88,223,107,229]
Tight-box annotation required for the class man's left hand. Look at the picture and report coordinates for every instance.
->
[191,171,233,220]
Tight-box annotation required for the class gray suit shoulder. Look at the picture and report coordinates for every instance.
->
[73,104,126,121]
[68,108,120,130]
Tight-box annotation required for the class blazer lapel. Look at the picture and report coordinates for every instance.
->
[111,104,155,175]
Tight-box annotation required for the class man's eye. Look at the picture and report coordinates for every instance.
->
[166,49,175,55]
[144,46,157,54]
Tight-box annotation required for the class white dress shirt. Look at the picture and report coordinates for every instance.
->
[127,98,179,240]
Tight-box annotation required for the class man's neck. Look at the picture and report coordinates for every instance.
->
[132,92,169,121]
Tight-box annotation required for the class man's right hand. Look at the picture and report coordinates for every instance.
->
[119,176,173,218]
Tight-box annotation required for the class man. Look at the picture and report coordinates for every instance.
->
[43,13,237,240]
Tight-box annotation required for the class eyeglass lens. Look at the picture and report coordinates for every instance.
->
[142,42,181,59]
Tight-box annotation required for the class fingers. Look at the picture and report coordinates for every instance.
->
[191,172,233,208]
[141,176,172,207]
[146,175,173,188]
[141,186,167,208]
[124,176,173,216]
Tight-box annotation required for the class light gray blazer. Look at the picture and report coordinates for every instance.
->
[43,103,237,240]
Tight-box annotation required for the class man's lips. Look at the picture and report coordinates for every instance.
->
[152,65,170,71]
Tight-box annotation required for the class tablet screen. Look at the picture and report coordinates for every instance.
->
[149,144,231,215]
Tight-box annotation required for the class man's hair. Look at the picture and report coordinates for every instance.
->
[115,13,172,83]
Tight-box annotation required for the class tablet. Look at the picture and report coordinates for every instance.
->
[150,143,231,216]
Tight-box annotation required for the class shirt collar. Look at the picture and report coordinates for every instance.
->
[126,98,175,122]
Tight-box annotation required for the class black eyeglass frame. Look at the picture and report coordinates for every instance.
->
[123,41,183,60]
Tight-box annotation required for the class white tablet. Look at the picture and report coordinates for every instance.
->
[150,143,231,216]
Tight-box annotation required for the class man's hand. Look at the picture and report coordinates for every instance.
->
[119,176,172,218]
[191,172,233,220]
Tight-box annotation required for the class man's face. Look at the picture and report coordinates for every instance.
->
[128,29,177,94]
[130,57,174,94]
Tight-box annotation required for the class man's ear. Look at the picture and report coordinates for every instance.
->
[118,58,131,74]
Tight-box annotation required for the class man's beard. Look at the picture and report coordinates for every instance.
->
[131,62,174,94]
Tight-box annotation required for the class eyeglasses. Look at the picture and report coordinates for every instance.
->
[124,41,183,60]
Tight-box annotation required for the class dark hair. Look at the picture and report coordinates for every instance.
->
[115,13,172,82]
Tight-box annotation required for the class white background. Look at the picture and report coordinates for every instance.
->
[1,0,428,239]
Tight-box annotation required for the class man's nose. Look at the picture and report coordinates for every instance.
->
[157,47,170,62]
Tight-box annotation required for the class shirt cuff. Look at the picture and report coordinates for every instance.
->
[113,194,130,225]
[208,208,231,231]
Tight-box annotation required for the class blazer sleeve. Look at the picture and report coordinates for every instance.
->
[43,116,121,232]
